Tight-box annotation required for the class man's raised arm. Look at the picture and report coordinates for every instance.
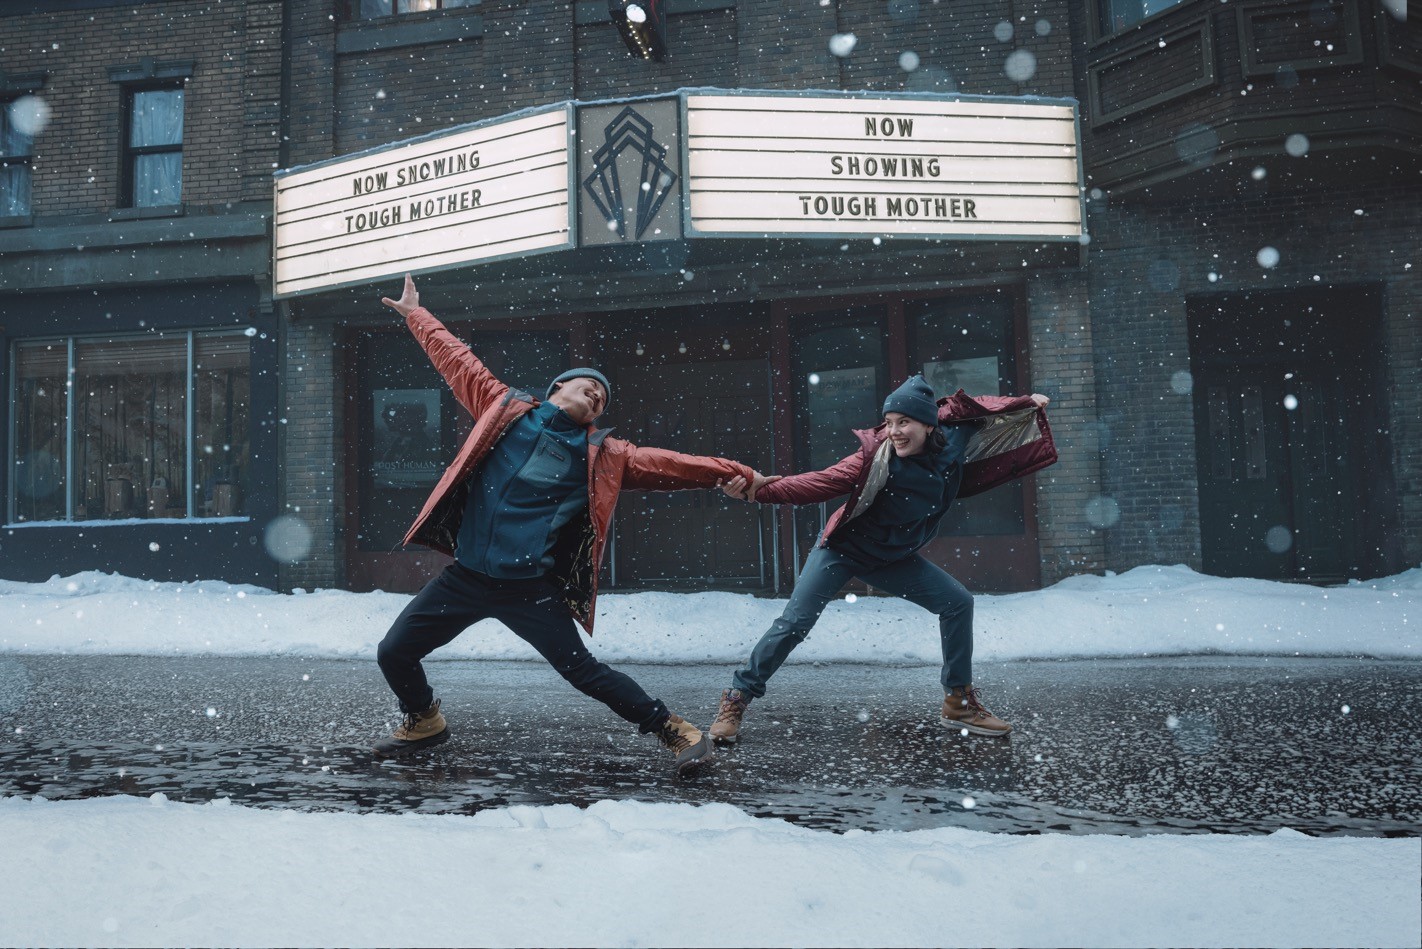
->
[381,274,507,417]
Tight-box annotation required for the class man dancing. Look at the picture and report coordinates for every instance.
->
[373,275,760,775]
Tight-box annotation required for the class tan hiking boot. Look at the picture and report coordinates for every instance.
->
[373,698,450,758]
[941,686,1013,737]
[657,713,713,775]
[709,688,750,745]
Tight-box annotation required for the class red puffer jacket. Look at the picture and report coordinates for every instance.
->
[400,307,755,633]
[754,391,1057,547]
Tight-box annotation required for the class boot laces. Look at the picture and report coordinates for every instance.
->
[963,688,992,720]
[714,692,747,727]
[659,720,690,753]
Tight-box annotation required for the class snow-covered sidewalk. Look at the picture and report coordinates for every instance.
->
[0,564,1416,662]
[0,795,1416,948]
[2,568,1419,947]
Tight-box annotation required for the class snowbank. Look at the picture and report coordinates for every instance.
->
[0,795,1415,948]
[0,565,1416,663]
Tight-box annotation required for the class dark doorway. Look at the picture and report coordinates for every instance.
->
[597,311,776,589]
[1187,286,1395,582]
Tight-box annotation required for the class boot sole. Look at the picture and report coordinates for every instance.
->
[372,728,451,758]
[940,716,1012,738]
[675,736,714,776]
[710,732,739,746]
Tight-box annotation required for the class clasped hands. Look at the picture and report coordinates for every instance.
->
[718,472,781,502]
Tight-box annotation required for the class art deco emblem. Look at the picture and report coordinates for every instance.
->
[581,107,678,242]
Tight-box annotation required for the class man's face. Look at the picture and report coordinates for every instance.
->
[549,376,608,424]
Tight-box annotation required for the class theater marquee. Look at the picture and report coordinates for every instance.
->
[682,92,1083,241]
[272,91,1084,297]
[273,105,574,298]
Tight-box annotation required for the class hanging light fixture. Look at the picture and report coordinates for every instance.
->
[609,0,669,62]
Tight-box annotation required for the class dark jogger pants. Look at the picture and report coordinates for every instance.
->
[731,545,975,698]
[377,562,669,733]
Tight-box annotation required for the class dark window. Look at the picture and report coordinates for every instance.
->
[1099,0,1186,34]
[1,99,35,217]
[788,310,888,561]
[346,0,477,20]
[9,332,252,524]
[123,86,184,208]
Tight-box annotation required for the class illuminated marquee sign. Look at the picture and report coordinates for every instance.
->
[683,92,1083,241]
[273,105,574,298]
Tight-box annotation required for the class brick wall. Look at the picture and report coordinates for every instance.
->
[278,317,345,591]
[1028,268,1107,583]
[1086,182,1422,574]
[1,0,283,217]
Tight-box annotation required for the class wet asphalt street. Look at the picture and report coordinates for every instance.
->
[0,655,1418,837]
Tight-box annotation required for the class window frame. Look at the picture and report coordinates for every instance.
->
[0,95,36,221]
[7,328,252,526]
[342,0,477,21]
[120,82,186,210]
[1089,0,1191,41]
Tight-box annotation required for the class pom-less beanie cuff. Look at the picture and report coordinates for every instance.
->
[881,374,938,426]
[546,368,612,402]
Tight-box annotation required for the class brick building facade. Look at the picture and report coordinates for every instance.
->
[0,0,284,584]
[3,0,1417,603]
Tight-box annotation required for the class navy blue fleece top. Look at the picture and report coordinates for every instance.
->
[830,424,971,567]
[455,401,589,578]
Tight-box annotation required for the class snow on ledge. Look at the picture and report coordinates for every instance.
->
[0,564,1416,661]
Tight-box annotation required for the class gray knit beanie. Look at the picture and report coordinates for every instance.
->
[881,374,938,426]
[546,368,612,402]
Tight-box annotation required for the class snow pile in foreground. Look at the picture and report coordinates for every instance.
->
[0,565,1416,663]
[0,796,1415,948]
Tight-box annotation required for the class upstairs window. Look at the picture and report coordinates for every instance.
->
[1,98,35,217]
[1099,0,1187,34]
[123,86,184,208]
[347,0,477,19]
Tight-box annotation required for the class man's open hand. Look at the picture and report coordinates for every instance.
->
[381,274,420,318]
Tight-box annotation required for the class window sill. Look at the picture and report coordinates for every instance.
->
[0,214,34,229]
[336,10,484,54]
[575,0,735,25]
[109,204,185,222]
[4,516,252,529]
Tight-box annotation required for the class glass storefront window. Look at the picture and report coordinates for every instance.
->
[74,336,186,520]
[8,332,251,523]
[193,334,252,517]
[910,294,1024,536]
[12,342,68,522]
[790,311,886,560]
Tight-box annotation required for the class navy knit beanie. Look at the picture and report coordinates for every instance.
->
[882,374,938,426]
[546,368,612,402]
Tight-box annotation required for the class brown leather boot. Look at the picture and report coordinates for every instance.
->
[941,686,1012,737]
[657,713,713,775]
[709,688,750,745]
[373,698,450,757]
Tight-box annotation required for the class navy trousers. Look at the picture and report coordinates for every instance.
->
[377,562,669,733]
[731,545,975,698]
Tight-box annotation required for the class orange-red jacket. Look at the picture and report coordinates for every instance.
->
[400,307,755,633]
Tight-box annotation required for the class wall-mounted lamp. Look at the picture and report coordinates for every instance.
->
[609,0,669,62]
